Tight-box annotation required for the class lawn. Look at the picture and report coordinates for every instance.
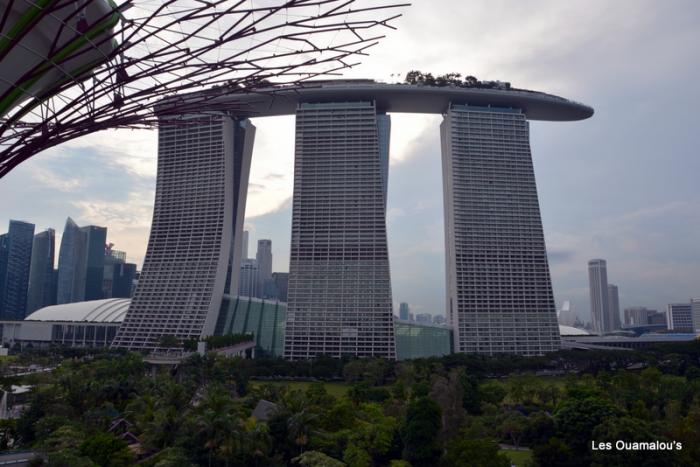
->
[501,447,533,466]
[250,380,351,397]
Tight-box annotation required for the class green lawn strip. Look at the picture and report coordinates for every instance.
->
[501,447,532,466]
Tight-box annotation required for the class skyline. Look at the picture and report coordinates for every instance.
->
[1,0,699,321]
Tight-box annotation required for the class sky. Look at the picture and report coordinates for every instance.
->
[1,0,699,322]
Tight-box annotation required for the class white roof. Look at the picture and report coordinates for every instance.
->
[559,324,591,336]
[24,298,130,323]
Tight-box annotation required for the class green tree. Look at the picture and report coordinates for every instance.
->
[531,437,577,467]
[591,417,677,467]
[442,438,510,467]
[400,397,441,466]
[554,396,623,457]
[79,431,134,467]
[292,450,345,467]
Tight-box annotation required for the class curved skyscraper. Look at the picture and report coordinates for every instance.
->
[26,228,56,314]
[112,115,255,350]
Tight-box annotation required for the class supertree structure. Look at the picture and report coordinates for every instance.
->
[0,0,407,178]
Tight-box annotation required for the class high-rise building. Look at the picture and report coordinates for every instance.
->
[0,220,35,319]
[56,218,107,304]
[57,218,86,304]
[284,101,396,360]
[442,105,560,354]
[242,230,249,260]
[433,314,446,325]
[271,272,289,302]
[256,239,272,298]
[624,307,657,326]
[113,115,255,350]
[112,263,137,299]
[239,259,259,298]
[607,284,621,331]
[81,225,107,301]
[692,298,700,333]
[588,259,610,335]
[26,228,56,314]
[399,302,410,321]
[667,303,693,332]
[102,246,126,299]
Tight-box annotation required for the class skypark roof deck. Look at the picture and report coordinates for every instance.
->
[157,80,593,121]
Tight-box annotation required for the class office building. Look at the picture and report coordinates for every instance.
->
[0,221,35,320]
[56,218,107,304]
[256,239,272,297]
[81,225,107,301]
[399,302,410,321]
[607,284,621,331]
[667,303,693,332]
[112,115,255,350]
[111,263,137,299]
[26,229,56,314]
[692,298,700,333]
[56,218,86,304]
[624,307,657,326]
[442,105,560,354]
[242,230,249,260]
[239,259,259,298]
[284,101,396,360]
[588,259,610,334]
[271,272,289,302]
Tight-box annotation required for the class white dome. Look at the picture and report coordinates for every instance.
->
[24,298,130,323]
[559,324,590,336]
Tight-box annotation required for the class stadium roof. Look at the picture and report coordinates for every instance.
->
[559,325,591,336]
[25,298,129,323]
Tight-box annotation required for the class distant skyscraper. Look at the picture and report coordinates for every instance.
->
[607,284,621,331]
[442,105,560,354]
[81,226,107,301]
[242,230,249,260]
[284,101,395,360]
[256,239,272,297]
[271,272,289,302]
[56,219,107,304]
[624,307,657,326]
[558,300,577,326]
[239,259,259,298]
[0,220,35,319]
[399,303,410,321]
[588,259,610,334]
[433,315,446,325]
[667,303,693,332]
[57,217,86,304]
[112,263,137,298]
[692,298,700,333]
[26,228,56,314]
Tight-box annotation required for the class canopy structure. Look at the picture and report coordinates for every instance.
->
[0,0,408,178]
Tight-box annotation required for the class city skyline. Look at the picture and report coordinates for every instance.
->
[0,0,699,321]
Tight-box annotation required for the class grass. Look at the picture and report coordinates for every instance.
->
[250,380,351,397]
[501,447,533,466]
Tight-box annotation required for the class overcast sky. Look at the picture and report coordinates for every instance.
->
[1,0,699,322]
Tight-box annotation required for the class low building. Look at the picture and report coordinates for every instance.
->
[0,298,126,348]
[394,320,453,360]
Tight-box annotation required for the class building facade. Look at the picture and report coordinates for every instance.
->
[692,298,700,333]
[26,228,56,314]
[112,115,255,350]
[588,259,610,334]
[442,105,560,354]
[284,101,396,359]
[399,302,409,321]
[0,221,35,320]
[607,284,621,331]
[56,218,85,304]
[238,259,259,298]
[81,226,107,301]
[666,303,692,332]
[256,239,272,297]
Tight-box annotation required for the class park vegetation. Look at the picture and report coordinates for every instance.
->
[1,341,699,466]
